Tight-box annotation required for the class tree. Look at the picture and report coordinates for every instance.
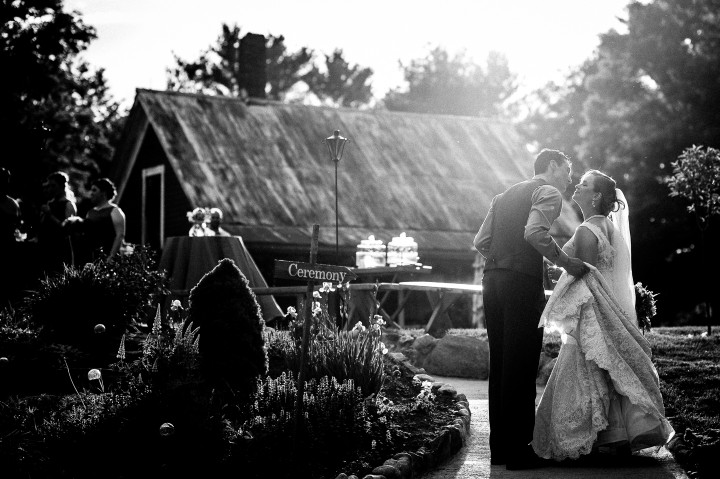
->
[516,0,720,324]
[666,145,720,334]
[302,49,373,108]
[0,0,123,230]
[383,47,517,117]
[167,24,375,108]
[517,59,598,167]
[167,24,314,101]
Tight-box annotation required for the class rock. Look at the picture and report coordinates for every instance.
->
[398,334,415,348]
[413,373,435,383]
[371,464,400,478]
[394,456,412,477]
[388,352,408,363]
[422,335,489,379]
[437,384,458,397]
[536,357,557,386]
[412,334,438,356]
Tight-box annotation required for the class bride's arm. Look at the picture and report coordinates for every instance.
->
[573,226,599,267]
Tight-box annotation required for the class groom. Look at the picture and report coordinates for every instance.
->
[474,148,589,470]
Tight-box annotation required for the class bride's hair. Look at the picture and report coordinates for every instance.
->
[587,170,625,215]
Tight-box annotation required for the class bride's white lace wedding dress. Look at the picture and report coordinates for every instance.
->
[531,217,674,461]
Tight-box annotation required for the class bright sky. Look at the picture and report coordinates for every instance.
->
[65,0,631,110]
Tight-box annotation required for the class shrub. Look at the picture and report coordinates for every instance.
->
[187,258,268,397]
[22,244,168,356]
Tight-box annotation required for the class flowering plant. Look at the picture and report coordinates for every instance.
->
[635,282,657,333]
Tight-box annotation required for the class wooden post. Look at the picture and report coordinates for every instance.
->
[293,224,319,454]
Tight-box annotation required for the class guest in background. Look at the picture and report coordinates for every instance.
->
[38,171,77,274]
[67,178,125,263]
[208,207,231,236]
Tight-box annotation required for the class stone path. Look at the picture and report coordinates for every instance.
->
[420,376,688,479]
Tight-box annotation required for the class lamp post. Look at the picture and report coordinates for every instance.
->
[324,130,349,263]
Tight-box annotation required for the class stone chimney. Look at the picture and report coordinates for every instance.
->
[239,33,267,99]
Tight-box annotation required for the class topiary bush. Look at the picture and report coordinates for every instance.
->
[187,258,268,398]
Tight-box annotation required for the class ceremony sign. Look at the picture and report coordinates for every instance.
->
[274,260,357,283]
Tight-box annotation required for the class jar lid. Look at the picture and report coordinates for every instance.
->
[389,232,416,246]
[359,234,383,246]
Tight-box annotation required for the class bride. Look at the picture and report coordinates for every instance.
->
[531,170,674,461]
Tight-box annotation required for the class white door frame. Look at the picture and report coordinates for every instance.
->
[141,165,165,248]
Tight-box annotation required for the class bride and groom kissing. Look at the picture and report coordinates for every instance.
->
[474,149,674,470]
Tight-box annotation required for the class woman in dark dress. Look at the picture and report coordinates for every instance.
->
[67,178,126,264]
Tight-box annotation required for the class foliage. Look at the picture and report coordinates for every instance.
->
[383,46,517,117]
[517,0,720,324]
[187,258,268,397]
[227,372,394,478]
[23,244,168,352]
[116,305,203,391]
[635,282,658,333]
[1,0,125,221]
[167,23,374,107]
[665,145,719,332]
[666,145,720,231]
[516,59,597,167]
[302,49,374,107]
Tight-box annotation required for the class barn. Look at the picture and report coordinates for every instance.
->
[110,88,580,324]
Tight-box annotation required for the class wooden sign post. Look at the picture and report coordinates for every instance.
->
[286,225,357,455]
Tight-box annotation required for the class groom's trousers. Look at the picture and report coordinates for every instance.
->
[482,269,545,462]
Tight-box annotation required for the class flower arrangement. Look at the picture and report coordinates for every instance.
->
[635,282,658,333]
[187,207,211,236]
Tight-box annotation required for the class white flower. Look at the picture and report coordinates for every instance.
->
[88,369,102,381]
[320,282,335,293]
[170,299,182,311]
[286,306,297,318]
[312,291,322,299]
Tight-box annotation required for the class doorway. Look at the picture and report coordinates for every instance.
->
[141,165,164,250]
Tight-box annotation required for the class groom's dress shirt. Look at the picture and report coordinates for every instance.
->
[475,177,571,269]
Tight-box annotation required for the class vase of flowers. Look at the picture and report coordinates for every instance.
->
[635,282,657,334]
[187,207,211,236]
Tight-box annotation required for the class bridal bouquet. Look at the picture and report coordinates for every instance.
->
[635,282,657,333]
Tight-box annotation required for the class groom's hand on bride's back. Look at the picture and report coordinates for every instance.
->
[565,257,590,277]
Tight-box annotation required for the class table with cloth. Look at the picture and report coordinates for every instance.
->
[159,236,283,322]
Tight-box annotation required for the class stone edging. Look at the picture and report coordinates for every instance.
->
[334,354,472,479]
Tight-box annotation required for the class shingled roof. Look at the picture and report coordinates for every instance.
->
[113,89,579,255]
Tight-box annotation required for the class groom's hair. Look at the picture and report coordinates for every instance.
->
[534,149,570,175]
